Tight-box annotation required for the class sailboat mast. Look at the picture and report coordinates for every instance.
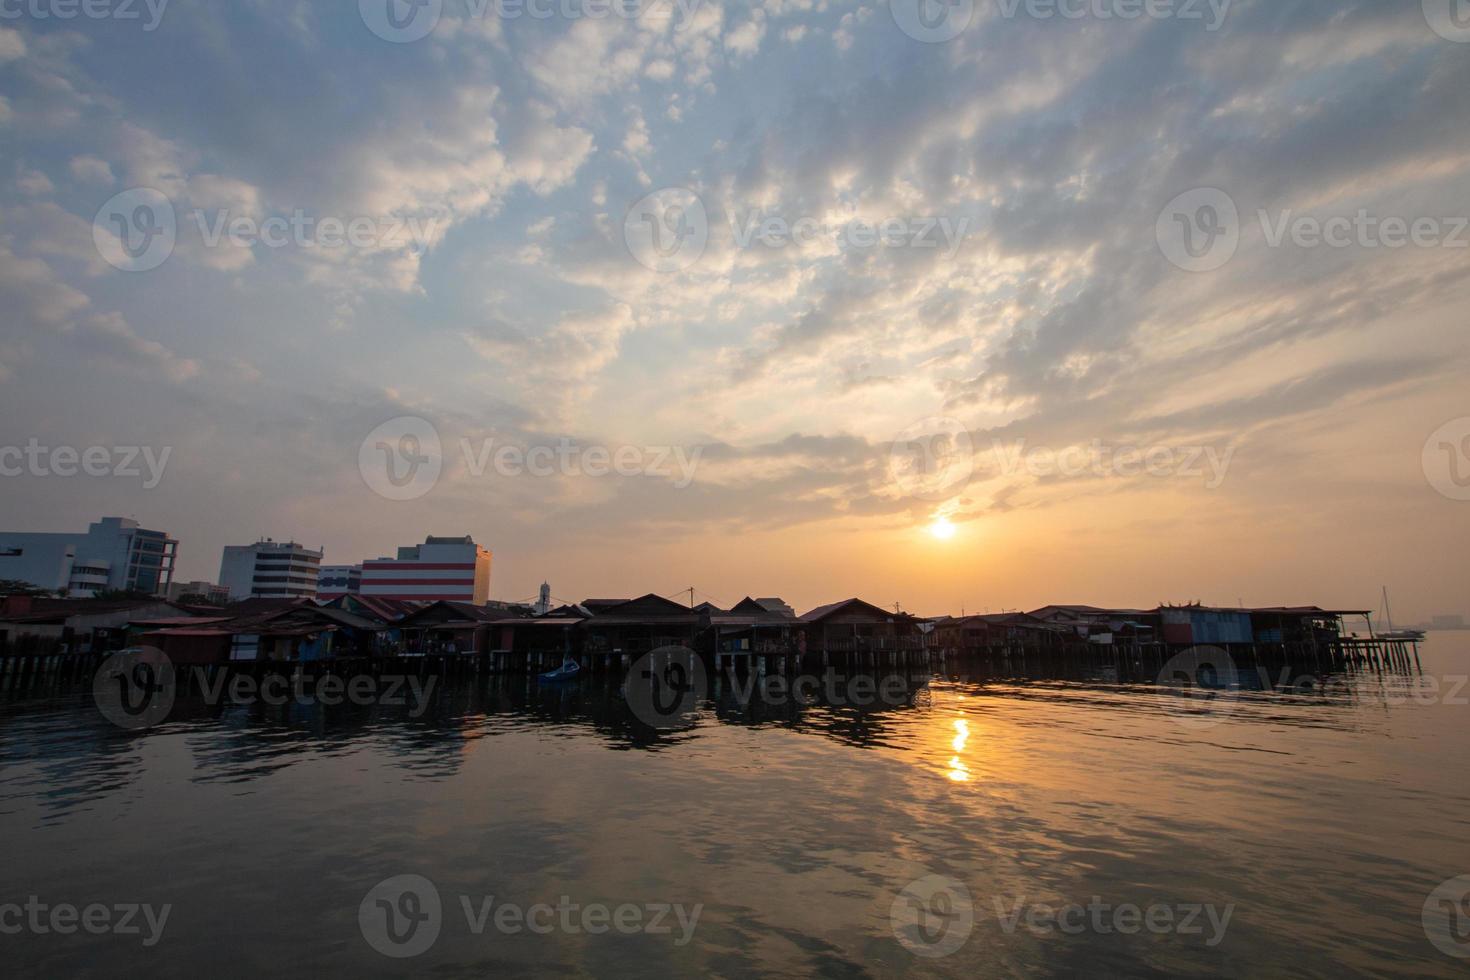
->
[1382,585,1395,633]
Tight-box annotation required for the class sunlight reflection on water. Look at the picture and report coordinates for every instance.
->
[0,635,1467,977]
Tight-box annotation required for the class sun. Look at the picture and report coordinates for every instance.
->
[929,517,957,541]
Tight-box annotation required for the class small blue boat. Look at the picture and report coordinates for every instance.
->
[539,658,582,682]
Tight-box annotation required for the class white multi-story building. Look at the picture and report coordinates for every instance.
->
[219,539,323,600]
[360,536,491,603]
[0,517,178,597]
[317,564,363,598]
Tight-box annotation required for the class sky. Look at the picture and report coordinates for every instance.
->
[0,0,1467,619]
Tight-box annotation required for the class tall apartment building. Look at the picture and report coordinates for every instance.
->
[360,536,491,603]
[219,539,323,600]
[0,517,177,597]
[317,564,363,598]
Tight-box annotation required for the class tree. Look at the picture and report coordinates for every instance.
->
[0,580,57,598]
[91,589,159,602]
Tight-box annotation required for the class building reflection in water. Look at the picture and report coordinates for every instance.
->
[0,648,1426,822]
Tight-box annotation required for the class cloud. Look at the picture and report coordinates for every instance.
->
[0,244,89,325]
[725,12,766,58]
[0,26,25,62]
[0,0,1467,613]
[15,170,53,196]
[0,244,199,384]
[67,311,201,383]
[67,154,114,185]
[9,200,110,275]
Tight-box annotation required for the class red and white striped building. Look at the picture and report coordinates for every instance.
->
[360,536,492,603]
